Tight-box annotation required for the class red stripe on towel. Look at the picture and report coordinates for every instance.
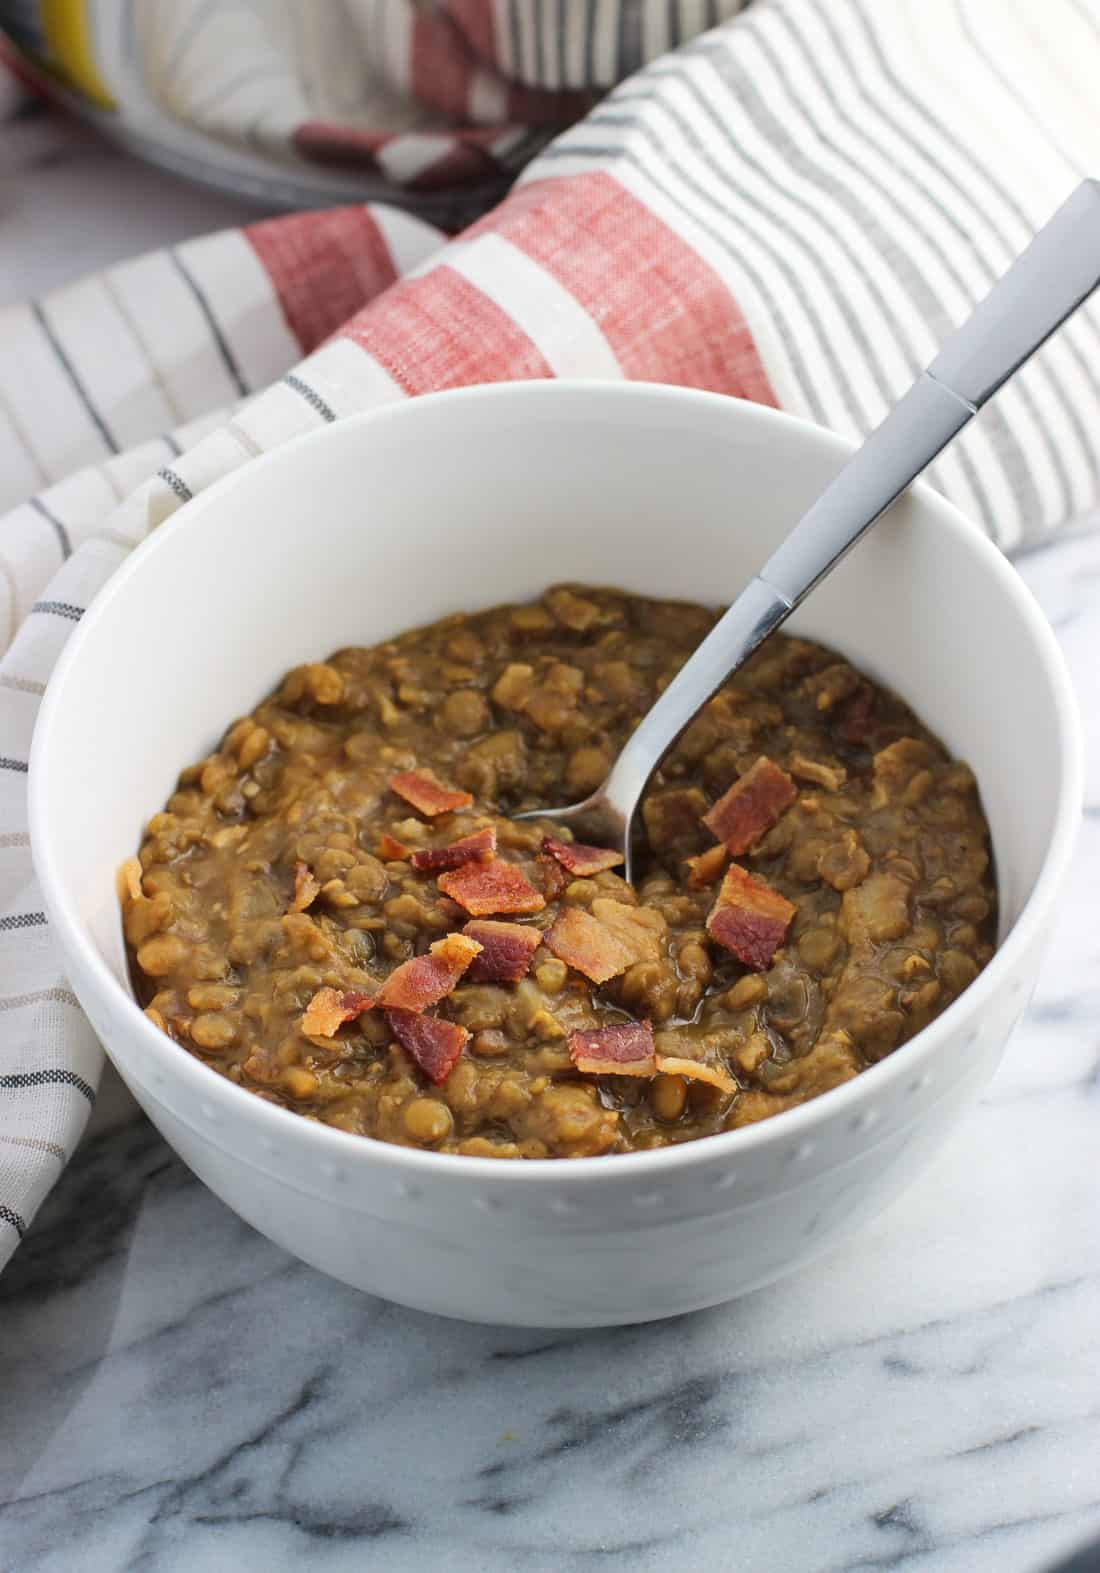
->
[468,170,776,401]
[341,265,553,391]
[246,207,397,353]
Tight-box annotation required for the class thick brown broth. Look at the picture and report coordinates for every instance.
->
[123,585,996,1157]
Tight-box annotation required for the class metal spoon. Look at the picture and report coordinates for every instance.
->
[518,179,1100,882]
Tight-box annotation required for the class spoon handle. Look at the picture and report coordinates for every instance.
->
[601,178,1100,816]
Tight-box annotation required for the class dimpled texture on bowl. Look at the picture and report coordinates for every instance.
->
[30,384,1081,1326]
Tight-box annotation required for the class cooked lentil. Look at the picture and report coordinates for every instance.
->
[123,585,996,1157]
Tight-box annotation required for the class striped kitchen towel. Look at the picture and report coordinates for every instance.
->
[2,0,1099,1267]
[0,0,750,224]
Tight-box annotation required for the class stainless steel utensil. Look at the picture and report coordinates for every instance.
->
[518,179,1100,880]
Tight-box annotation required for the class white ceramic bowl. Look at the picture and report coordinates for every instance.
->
[30,383,1082,1327]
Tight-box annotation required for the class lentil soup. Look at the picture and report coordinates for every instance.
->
[122,586,996,1158]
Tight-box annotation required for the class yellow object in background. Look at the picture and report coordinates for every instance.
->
[0,0,115,110]
[40,0,114,108]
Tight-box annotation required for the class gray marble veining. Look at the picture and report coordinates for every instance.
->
[1,108,1099,1573]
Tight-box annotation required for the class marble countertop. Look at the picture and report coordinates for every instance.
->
[2,103,1099,1573]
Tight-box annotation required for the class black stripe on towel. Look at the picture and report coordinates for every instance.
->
[157,467,193,504]
[32,600,83,622]
[0,1205,26,1238]
[0,1068,95,1103]
[169,249,249,396]
[29,302,119,454]
[29,497,72,559]
[283,374,336,423]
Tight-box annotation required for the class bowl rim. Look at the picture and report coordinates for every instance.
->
[29,379,1085,1189]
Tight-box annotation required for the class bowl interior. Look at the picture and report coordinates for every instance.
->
[32,383,1076,1068]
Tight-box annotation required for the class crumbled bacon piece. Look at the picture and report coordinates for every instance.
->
[386,1008,469,1084]
[589,898,666,964]
[411,825,496,873]
[302,987,375,1038]
[654,1055,736,1095]
[702,756,796,855]
[537,853,568,901]
[437,859,545,916]
[546,906,631,983]
[463,920,542,983]
[685,844,729,889]
[569,1020,656,1077]
[706,864,796,971]
[377,932,482,1012]
[389,769,473,817]
[290,859,321,913]
[541,837,624,877]
[377,831,410,860]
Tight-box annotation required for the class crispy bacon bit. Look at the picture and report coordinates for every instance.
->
[702,756,796,855]
[389,769,473,817]
[386,1008,469,1085]
[290,859,321,913]
[569,1020,656,1077]
[685,844,729,889]
[437,859,546,916]
[537,853,568,901]
[706,864,796,971]
[541,836,624,877]
[654,1055,736,1095]
[590,898,667,964]
[836,683,878,745]
[377,932,482,1012]
[463,920,542,983]
[377,831,411,860]
[411,825,496,873]
[546,906,631,983]
[302,987,376,1038]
